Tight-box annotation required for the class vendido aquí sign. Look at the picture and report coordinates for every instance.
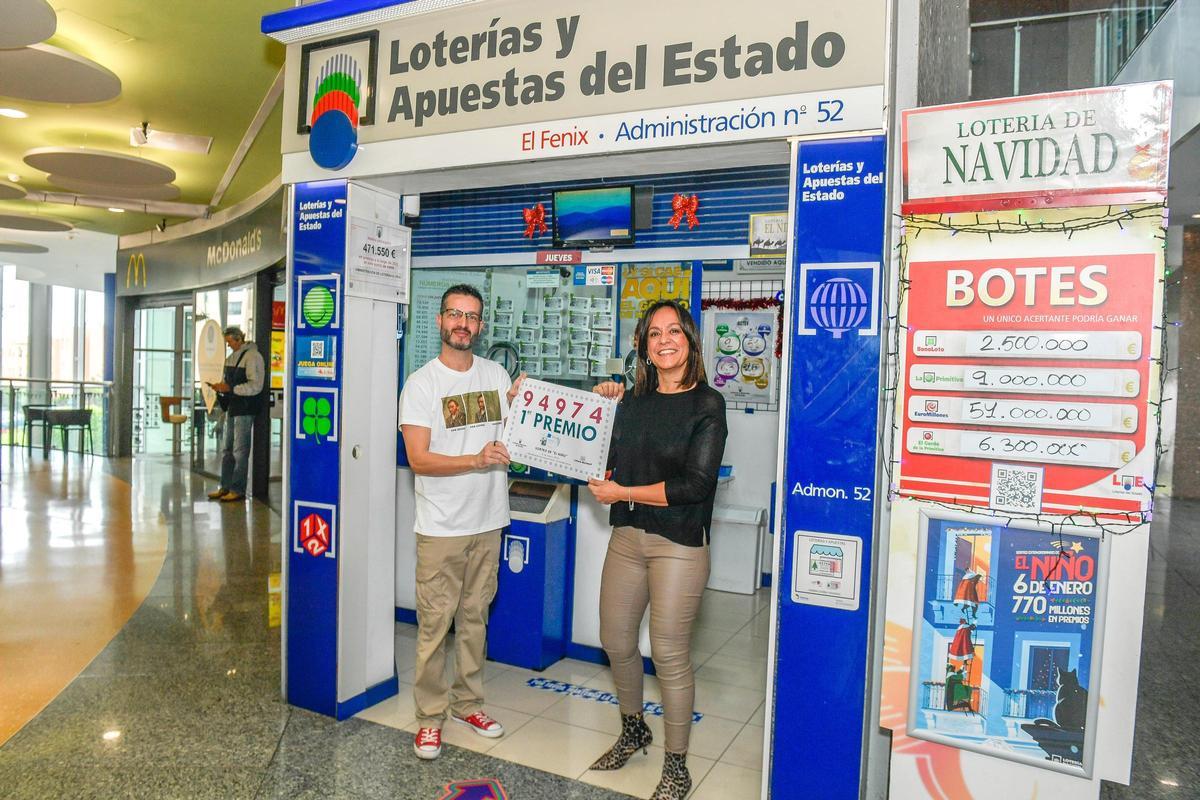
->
[902,82,1172,213]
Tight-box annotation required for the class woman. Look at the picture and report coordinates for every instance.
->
[586,299,727,800]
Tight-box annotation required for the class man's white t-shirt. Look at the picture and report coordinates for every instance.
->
[399,355,513,537]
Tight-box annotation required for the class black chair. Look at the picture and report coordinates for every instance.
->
[50,408,94,455]
[23,405,51,454]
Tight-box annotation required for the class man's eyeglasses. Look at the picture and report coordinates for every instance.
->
[442,308,482,323]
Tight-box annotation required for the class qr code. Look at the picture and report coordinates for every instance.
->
[990,463,1044,513]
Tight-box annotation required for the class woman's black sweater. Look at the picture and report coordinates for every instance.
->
[607,383,728,547]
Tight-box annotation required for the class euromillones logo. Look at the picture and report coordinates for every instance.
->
[298,31,379,171]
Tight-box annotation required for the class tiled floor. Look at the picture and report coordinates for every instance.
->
[2,450,1198,799]
[356,587,772,798]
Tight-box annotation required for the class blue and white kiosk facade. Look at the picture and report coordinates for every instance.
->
[264,1,894,797]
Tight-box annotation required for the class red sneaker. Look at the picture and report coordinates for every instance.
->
[451,710,505,739]
[413,726,442,759]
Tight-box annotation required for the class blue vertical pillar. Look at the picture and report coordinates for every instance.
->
[286,179,399,720]
[770,136,887,799]
[286,180,349,716]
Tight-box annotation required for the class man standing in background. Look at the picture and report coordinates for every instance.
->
[207,325,265,502]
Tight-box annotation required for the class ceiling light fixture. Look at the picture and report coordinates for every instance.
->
[102,730,121,741]
[107,207,125,213]
[1192,213,1200,219]
[0,108,28,119]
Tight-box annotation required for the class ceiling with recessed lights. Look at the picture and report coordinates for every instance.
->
[0,0,287,239]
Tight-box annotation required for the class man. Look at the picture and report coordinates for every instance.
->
[399,284,524,761]
[398,284,525,762]
[206,325,265,502]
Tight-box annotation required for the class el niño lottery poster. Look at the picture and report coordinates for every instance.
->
[906,511,1107,777]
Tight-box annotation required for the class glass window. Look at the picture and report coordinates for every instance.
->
[50,285,77,380]
[227,282,255,341]
[1,265,29,378]
[83,290,105,382]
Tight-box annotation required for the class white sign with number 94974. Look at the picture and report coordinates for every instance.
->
[501,378,617,481]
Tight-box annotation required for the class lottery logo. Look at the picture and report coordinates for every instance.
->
[810,277,869,337]
[717,334,741,354]
[298,32,378,171]
[299,511,331,557]
[293,501,338,560]
[799,263,879,338]
[302,285,335,328]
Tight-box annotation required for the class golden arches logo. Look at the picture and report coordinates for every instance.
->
[126,253,147,288]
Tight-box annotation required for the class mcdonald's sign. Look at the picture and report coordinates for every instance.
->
[126,252,147,288]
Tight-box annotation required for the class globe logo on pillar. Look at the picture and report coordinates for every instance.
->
[798,263,880,338]
[298,32,378,171]
[810,278,868,338]
[299,512,331,557]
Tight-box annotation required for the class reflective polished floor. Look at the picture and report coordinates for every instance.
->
[0,450,1195,798]
[0,453,168,745]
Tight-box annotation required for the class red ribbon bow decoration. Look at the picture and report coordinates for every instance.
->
[523,202,548,238]
[669,193,700,230]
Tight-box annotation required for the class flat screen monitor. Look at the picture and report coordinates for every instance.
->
[552,185,635,248]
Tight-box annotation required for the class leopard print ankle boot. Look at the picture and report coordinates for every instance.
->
[589,712,653,770]
[650,750,692,800]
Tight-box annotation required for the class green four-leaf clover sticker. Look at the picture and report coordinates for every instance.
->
[302,396,332,442]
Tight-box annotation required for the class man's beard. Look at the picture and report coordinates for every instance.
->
[441,327,476,351]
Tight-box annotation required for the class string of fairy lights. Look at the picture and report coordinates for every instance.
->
[880,203,1171,539]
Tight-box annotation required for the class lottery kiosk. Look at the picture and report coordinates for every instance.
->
[266,1,892,797]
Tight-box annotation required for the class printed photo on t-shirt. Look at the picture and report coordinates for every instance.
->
[468,390,501,424]
[442,389,501,429]
[442,395,468,429]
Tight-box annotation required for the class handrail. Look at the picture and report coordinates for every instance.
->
[967,1,1175,93]
[1,377,114,456]
[969,8,1110,29]
[0,377,113,387]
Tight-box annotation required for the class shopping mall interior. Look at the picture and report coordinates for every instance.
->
[0,1,1197,799]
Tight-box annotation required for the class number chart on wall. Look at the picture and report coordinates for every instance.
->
[894,207,1164,520]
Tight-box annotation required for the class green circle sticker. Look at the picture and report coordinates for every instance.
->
[302,285,335,328]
